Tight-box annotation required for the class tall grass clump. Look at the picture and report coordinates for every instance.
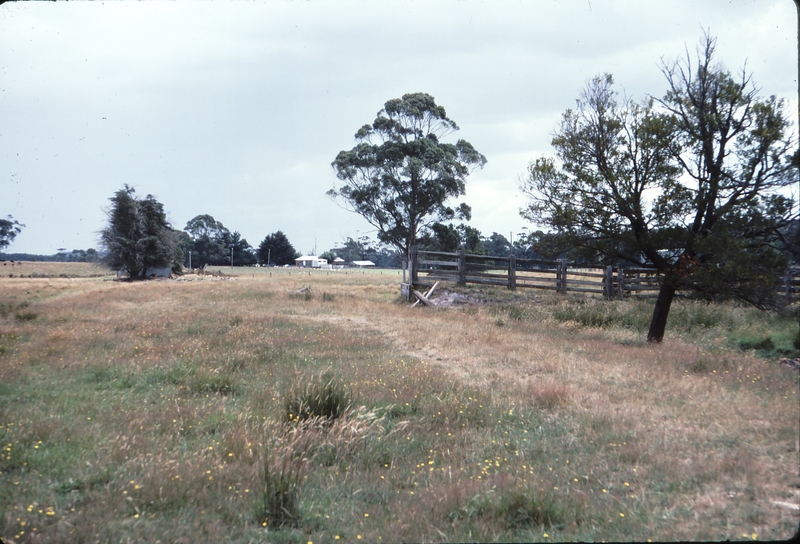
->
[498,487,568,529]
[552,302,623,329]
[667,300,732,332]
[283,370,350,424]
[255,446,304,529]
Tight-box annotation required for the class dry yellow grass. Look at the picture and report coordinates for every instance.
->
[0,266,798,541]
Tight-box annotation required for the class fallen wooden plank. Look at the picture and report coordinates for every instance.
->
[413,290,433,306]
[411,281,439,307]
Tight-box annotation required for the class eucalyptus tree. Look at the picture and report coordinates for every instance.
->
[521,36,795,343]
[330,92,487,256]
[0,215,23,251]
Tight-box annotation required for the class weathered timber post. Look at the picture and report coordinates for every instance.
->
[409,245,419,286]
[402,259,407,284]
[604,266,614,300]
[556,261,562,293]
[508,255,517,291]
[458,248,466,286]
[617,268,626,298]
[557,260,568,294]
[785,269,792,298]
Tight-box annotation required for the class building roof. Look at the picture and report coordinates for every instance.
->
[295,255,321,261]
[352,260,375,267]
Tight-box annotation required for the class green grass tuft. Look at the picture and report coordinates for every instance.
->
[498,487,568,529]
[14,310,38,322]
[283,370,350,424]
[255,448,303,529]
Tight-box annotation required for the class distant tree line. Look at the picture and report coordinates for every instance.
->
[97,186,304,277]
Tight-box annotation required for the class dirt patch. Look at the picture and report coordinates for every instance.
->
[425,288,485,307]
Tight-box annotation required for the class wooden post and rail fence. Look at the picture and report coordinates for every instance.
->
[400,246,800,302]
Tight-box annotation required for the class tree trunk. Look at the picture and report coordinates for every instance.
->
[647,277,676,343]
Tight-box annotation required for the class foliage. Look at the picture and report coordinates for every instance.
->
[323,236,402,268]
[520,35,796,342]
[513,230,581,261]
[56,248,99,262]
[318,250,337,263]
[418,223,460,253]
[0,215,24,251]
[181,214,256,267]
[330,92,487,255]
[99,186,180,278]
[258,231,299,266]
[483,232,512,257]
[417,223,488,254]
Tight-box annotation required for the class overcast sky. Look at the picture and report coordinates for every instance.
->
[1,0,797,256]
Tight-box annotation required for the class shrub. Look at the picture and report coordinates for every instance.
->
[283,370,350,424]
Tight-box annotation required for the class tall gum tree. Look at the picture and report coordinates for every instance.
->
[329,92,487,256]
[521,35,796,343]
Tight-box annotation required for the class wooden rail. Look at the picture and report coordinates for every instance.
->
[400,246,800,302]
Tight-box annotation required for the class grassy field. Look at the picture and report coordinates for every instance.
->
[0,265,798,542]
[0,261,113,279]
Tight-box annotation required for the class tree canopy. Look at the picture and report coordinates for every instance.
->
[0,215,23,251]
[258,231,298,266]
[100,186,180,278]
[181,214,256,267]
[520,35,796,342]
[330,92,487,255]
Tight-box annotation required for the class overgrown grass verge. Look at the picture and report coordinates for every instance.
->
[530,294,800,359]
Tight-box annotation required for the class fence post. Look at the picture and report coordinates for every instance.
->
[458,248,466,286]
[617,268,625,298]
[604,266,614,300]
[508,255,516,291]
[409,245,419,286]
[785,270,792,298]
[556,260,567,294]
[556,261,562,293]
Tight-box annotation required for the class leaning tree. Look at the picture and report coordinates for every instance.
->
[329,92,487,256]
[521,35,796,343]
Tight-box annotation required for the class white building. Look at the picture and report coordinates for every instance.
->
[295,256,328,268]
